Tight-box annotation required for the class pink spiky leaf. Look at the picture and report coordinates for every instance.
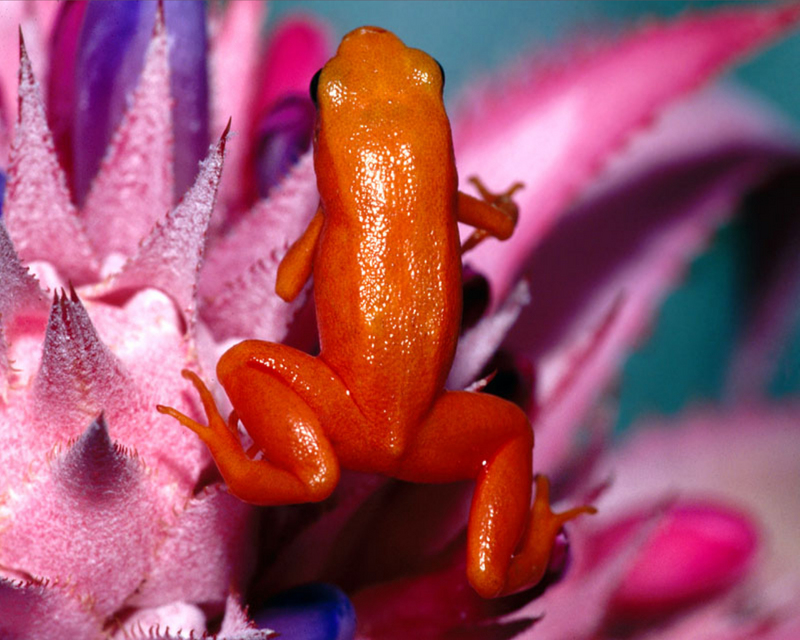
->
[0,415,176,618]
[454,3,800,307]
[0,218,48,399]
[81,3,174,260]
[3,32,99,283]
[32,287,140,445]
[218,593,277,640]
[0,1,55,134]
[0,576,103,640]
[99,124,228,331]
[129,485,257,608]
[200,151,317,341]
[25,285,206,493]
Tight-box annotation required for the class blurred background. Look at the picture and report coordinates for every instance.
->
[268,0,800,431]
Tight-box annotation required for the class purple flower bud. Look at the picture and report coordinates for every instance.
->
[253,94,316,198]
[252,583,356,640]
[71,0,208,205]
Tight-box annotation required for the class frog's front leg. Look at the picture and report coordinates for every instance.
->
[458,178,523,253]
[158,342,342,505]
[395,391,595,598]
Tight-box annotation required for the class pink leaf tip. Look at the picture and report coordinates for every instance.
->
[33,288,135,440]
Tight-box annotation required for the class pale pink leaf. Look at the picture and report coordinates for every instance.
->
[75,289,210,492]
[3,35,99,282]
[0,415,175,618]
[454,3,800,307]
[0,218,48,400]
[448,279,530,389]
[113,602,206,640]
[26,286,206,493]
[81,5,174,260]
[502,87,799,475]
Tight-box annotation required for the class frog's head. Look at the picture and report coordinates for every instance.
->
[311,26,445,117]
[310,27,455,208]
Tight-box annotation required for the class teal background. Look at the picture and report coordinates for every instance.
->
[269,1,800,431]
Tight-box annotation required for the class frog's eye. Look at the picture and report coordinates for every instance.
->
[309,68,322,106]
[435,59,445,90]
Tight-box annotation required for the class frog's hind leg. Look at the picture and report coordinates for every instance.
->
[395,391,594,598]
[159,340,343,506]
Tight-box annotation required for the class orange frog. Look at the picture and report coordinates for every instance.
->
[159,26,594,598]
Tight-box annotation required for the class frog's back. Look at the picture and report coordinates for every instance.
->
[311,27,461,444]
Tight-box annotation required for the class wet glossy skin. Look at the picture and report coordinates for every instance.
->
[160,27,593,599]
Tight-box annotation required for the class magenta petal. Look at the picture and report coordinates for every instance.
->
[0,577,102,640]
[45,0,87,181]
[101,127,228,330]
[252,16,332,119]
[454,3,800,307]
[4,35,99,283]
[248,17,331,199]
[130,485,257,608]
[590,502,759,618]
[0,415,174,618]
[210,0,268,217]
[80,4,174,260]
[597,404,800,586]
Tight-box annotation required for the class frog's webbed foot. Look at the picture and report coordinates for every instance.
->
[157,369,244,453]
[505,475,597,595]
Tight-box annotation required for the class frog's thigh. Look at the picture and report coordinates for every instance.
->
[397,391,533,597]
[213,340,346,505]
